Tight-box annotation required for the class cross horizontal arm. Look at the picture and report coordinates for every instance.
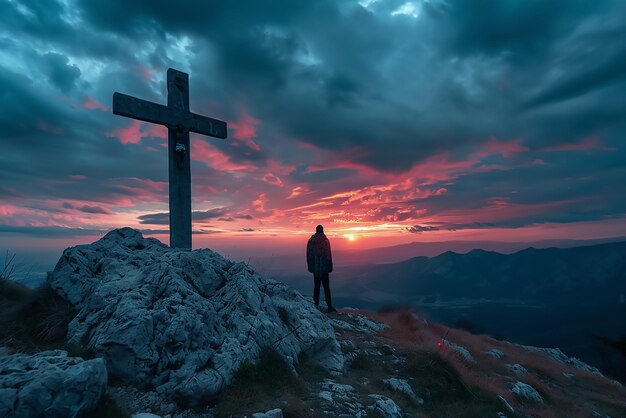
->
[113,92,228,139]
[189,113,227,139]
[113,92,172,127]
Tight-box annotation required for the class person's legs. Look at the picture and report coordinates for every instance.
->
[321,273,334,311]
[313,274,321,307]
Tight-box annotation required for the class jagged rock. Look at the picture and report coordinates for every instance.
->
[332,313,389,334]
[522,346,602,376]
[368,394,403,418]
[507,363,528,375]
[251,408,283,418]
[442,339,476,364]
[319,390,333,402]
[319,379,364,416]
[486,348,505,359]
[340,339,357,351]
[0,350,107,418]
[383,378,424,405]
[131,414,162,418]
[511,381,543,403]
[47,228,344,403]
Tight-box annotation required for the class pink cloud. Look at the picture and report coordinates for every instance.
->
[107,121,166,144]
[477,136,528,158]
[193,140,256,171]
[82,96,110,112]
[230,112,261,151]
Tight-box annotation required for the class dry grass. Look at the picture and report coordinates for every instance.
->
[0,283,75,350]
[361,308,626,418]
[212,348,307,418]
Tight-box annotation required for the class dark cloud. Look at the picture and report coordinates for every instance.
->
[0,225,103,237]
[0,0,625,243]
[39,52,81,93]
[138,208,230,225]
[62,202,112,214]
[407,225,440,233]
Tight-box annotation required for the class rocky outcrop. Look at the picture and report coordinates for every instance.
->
[0,350,107,418]
[47,228,343,404]
[368,394,403,418]
[522,346,603,376]
[511,381,543,403]
[383,378,424,405]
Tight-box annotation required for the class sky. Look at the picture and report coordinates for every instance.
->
[1,0,626,262]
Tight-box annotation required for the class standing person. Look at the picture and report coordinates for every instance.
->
[306,225,337,313]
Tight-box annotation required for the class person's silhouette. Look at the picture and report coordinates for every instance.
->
[306,225,336,313]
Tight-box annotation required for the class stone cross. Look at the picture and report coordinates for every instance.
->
[112,68,227,249]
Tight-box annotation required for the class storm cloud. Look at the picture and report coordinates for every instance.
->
[0,0,625,242]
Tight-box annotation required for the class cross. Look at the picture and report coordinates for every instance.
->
[112,68,227,249]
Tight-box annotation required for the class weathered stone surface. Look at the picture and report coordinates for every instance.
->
[251,408,283,418]
[0,350,107,418]
[332,313,389,334]
[47,228,343,403]
[486,348,505,359]
[442,339,476,364]
[383,377,424,405]
[522,346,602,376]
[368,394,403,418]
[511,381,543,403]
[507,363,528,375]
[319,379,366,416]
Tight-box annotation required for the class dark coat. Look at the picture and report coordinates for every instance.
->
[306,232,333,276]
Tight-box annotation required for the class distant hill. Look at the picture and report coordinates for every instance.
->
[327,241,626,382]
[342,241,626,304]
[335,236,626,266]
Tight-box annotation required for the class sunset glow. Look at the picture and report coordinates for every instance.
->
[0,0,625,261]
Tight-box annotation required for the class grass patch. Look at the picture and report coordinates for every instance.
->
[402,350,506,418]
[89,394,129,418]
[213,348,305,418]
[349,351,373,371]
[0,283,75,349]
[297,351,330,382]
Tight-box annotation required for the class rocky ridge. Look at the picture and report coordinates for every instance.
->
[46,228,343,403]
[0,228,624,417]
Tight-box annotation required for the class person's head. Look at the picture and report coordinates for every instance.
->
[316,225,324,234]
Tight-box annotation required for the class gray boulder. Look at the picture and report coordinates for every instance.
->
[383,377,424,405]
[368,394,403,418]
[511,381,543,404]
[47,228,343,404]
[0,350,107,418]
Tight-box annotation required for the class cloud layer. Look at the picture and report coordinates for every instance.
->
[1,0,625,245]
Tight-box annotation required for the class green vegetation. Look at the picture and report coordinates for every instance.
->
[213,348,307,418]
[0,254,89,356]
[0,282,75,351]
[89,395,130,418]
[402,350,508,418]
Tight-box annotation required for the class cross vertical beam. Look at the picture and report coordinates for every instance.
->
[112,68,228,249]
[167,69,192,249]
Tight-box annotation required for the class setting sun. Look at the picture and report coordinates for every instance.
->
[345,234,357,241]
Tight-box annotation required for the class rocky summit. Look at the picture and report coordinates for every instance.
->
[47,228,343,403]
